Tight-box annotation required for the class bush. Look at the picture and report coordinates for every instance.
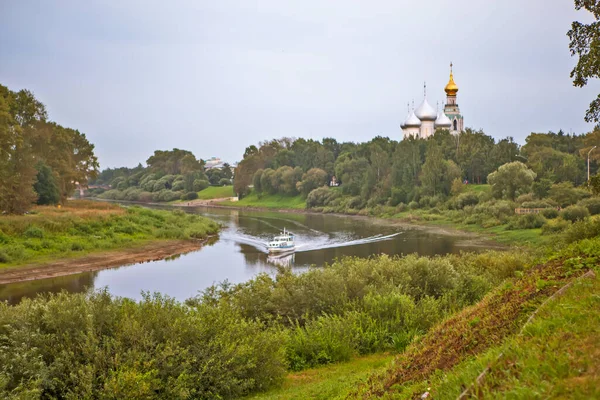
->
[559,205,590,222]
[541,218,570,235]
[521,200,555,209]
[577,197,600,215]
[455,192,479,209]
[306,187,340,208]
[408,201,419,210]
[218,178,231,186]
[181,191,199,201]
[193,179,210,192]
[506,213,546,230]
[541,208,559,219]
[23,226,44,239]
[563,218,600,243]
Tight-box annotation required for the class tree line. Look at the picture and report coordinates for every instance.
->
[0,84,99,214]
[90,150,233,202]
[234,128,599,208]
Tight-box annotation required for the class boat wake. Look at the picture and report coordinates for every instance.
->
[296,232,401,252]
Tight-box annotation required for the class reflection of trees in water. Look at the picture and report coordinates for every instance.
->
[0,271,98,305]
[238,244,263,266]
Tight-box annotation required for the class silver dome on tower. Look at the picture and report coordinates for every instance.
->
[415,98,436,121]
[404,110,421,127]
[435,110,452,129]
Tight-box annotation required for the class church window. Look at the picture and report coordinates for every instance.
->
[453,119,457,131]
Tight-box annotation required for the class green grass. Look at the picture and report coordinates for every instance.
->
[382,265,600,399]
[0,200,220,267]
[248,353,394,400]
[390,209,549,247]
[197,185,234,200]
[463,183,490,194]
[220,192,306,209]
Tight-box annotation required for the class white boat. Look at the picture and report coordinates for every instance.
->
[267,228,295,254]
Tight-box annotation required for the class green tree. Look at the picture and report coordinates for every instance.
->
[34,162,60,205]
[297,168,328,197]
[568,0,600,122]
[487,161,537,201]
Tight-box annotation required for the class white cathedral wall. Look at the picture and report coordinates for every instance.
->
[420,121,435,138]
[403,127,420,139]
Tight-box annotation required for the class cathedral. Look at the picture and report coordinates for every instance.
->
[401,63,464,139]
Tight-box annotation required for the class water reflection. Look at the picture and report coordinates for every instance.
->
[0,207,490,304]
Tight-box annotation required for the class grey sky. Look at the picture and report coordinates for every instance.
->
[1,0,598,168]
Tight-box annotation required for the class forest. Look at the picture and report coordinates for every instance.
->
[0,84,99,214]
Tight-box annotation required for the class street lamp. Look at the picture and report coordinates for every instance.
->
[588,146,597,182]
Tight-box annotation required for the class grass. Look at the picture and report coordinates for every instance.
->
[0,200,220,267]
[197,185,234,200]
[390,209,550,247]
[219,192,306,209]
[347,237,600,398]
[370,266,600,399]
[248,353,394,400]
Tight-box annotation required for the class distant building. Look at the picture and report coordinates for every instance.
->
[330,176,339,187]
[401,63,464,139]
[204,157,223,170]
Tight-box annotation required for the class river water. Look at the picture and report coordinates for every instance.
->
[0,207,490,304]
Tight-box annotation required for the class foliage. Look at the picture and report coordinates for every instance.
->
[0,201,219,266]
[181,191,198,201]
[549,181,591,206]
[193,179,210,192]
[577,196,600,215]
[33,162,60,205]
[559,205,590,222]
[541,218,571,235]
[568,0,600,122]
[487,162,536,201]
[297,168,329,197]
[0,291,286,399]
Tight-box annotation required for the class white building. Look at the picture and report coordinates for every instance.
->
[401,63,464,139]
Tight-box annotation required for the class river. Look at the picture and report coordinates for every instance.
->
[0,207,493,304]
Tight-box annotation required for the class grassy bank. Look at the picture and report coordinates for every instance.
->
[249,353,394,400]
[197,185,234,199]
[0,200,220,267]
[220,192,305,209]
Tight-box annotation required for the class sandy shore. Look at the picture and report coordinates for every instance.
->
[0,239,213,285]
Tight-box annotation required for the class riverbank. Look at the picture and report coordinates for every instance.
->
[0,238,214,284]
[0,201,220,281]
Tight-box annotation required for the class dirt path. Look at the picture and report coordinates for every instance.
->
[0,239,210,285]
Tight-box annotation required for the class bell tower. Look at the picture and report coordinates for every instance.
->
[443,63,464,134]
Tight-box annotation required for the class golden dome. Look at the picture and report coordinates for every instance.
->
[444,63,458,96]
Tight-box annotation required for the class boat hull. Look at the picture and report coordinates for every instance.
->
[268,246,295,254]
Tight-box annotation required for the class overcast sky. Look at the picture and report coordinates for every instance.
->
[1,0,598,168]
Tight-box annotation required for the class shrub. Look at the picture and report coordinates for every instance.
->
[24,226,44,239]
[521,200,555,209]
[455,192,479,209]
[563,218,600,243]
[560,205,590,222]
[506,213,546,230]
[181,191,199,201]
[541,208,559,219]
[218,178,231,186]
[0,250,10,263]
[577,197,600,215]
[306,187,340,208]
[515,193,534,204]
[193,179,210,192]
[71,242,85,251]
[541,218,570,235]
[408,201,419,210]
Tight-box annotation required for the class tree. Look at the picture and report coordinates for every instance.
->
[296,168,328,197]
[34,162,60,205]
[0,86,39,213]
[568,0,600,122]
[487,161,536,201]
